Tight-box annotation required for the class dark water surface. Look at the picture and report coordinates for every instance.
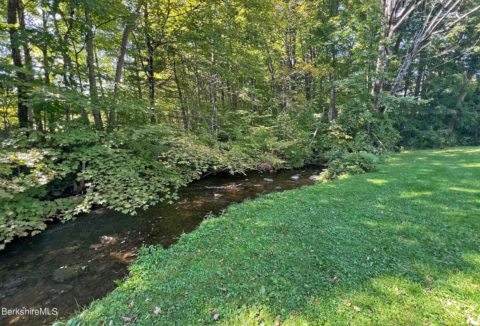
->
[0,168,319,325]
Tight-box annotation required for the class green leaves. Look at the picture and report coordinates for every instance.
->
[0,195,81,248]
[0,124,314,249]
[322,151,380,180]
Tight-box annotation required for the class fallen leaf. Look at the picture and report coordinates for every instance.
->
[153,306,162,316]
[274,315,282,326]
[122,316,135,324]
[353,306,362,313]
[329,276,339,284]
[467,316,479,326]
[424,275,434,283]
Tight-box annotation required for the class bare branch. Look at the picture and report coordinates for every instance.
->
[392,0,424,33]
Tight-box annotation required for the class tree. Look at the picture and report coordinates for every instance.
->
[7,0,29,128]
[371,0,480,110]
[84,3,103,129]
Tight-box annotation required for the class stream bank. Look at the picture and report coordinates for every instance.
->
[0,167,319,325]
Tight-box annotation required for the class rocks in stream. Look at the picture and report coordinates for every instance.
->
[89,235,118,250]
[110,251,137,264]
[52,264,87,283]
[291,174,301,180]
[256,162,276,172]
[309,175,322,181]
[263,178,274,183]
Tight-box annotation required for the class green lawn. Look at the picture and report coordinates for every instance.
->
[68,148,480,325]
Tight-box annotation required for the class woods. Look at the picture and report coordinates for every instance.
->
[0,1,480,325]
[0,0,477,134]
[1,0,480,254]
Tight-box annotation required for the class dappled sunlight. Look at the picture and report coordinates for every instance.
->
[461,163,480,168]
[417,168,434,173]
[366,178,389,185]
[385,156,402,163]
[462,253,480,267]
[449,187,480,194]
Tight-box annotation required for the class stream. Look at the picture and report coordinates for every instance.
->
[0,167,319,325]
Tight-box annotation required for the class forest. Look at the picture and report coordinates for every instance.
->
[0,0,479,325]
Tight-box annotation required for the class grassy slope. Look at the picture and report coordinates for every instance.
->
[70,148,480,325]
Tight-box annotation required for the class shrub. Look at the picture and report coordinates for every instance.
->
[321,151,380,180]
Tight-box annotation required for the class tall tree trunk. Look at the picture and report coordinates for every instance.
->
[113,25,131,97]
[328,49,337,122]
[73,47,85,91]
[328,71,336,122]
[173,60,190,130]
[371,25,395,111]
[53,9,76,122]
[134,58,143,100]
[109,1,141,130]
[144,3,156,124]
[42,9,50,86]
[37,9,51,131]
[209,73,218,135]
[85,7,103,129]
[8,0,29,128]
[328,0,338,122]
[391,50,416,94]
[17,1,34,129]
[73,43,89,123]
[95,48,105,97]
[414,56,425,98]
[54,7,76,88]
[371,0,421,110]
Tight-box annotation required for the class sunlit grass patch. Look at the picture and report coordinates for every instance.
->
[461,163,480,168]
[366,178,389,185]
[449,187,480,194]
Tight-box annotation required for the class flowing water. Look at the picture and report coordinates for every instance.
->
[0,168,319,325]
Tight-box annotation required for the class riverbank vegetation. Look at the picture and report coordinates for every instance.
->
[1,0,480,324]
[2,0,479,249]
[68,147,480,325]
[0,0,479,267]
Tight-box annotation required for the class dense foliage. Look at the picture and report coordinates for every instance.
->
[1,0,479,247]
[0,125,314,248]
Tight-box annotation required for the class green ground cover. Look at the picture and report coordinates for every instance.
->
[68,147,480,325]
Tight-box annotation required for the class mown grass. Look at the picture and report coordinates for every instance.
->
[68,147,480,325]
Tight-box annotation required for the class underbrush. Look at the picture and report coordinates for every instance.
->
[319,151,381,180]
[0,124,313,249]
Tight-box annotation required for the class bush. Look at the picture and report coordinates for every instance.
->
[321,151,380,180]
